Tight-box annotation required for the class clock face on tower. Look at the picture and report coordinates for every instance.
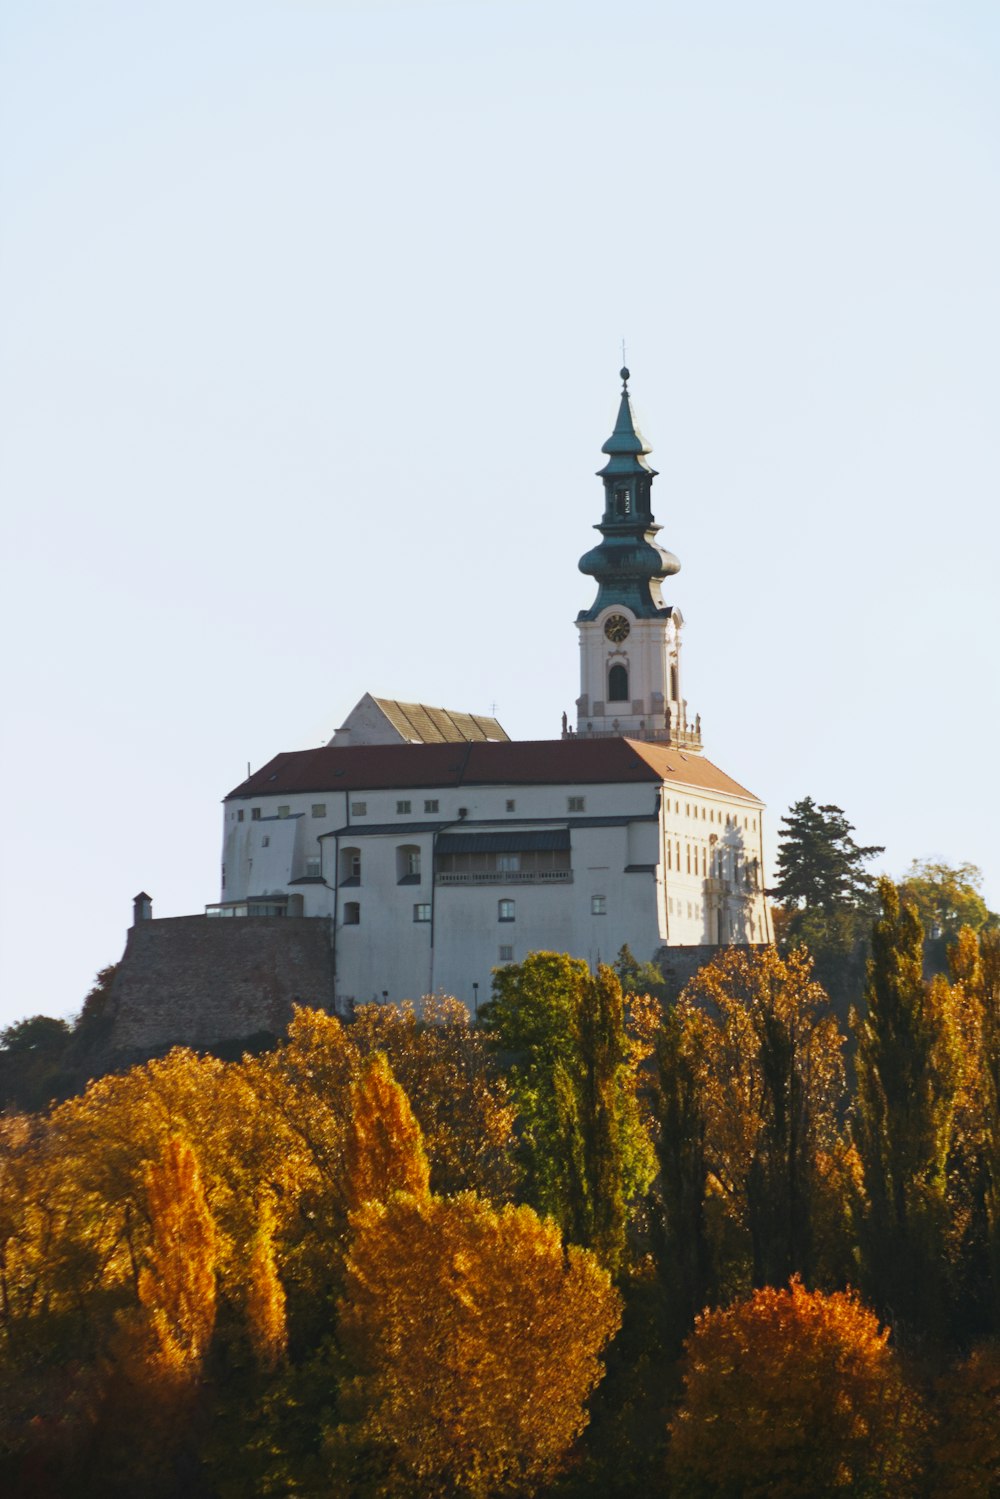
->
[604,614,630,644]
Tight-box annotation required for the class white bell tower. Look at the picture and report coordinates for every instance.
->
[567,368,702,750]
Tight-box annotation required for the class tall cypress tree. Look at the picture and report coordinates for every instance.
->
[853,878,960,1340]
[484,954,653,1275]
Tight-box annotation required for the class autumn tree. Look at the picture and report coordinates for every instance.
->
[336,1191,622,1496]
[853,878,961,1338]
[667,1279,925,1498]
[931,1341,1000,1498]
[484,953,654,1274]
[349,996,517,1202]
[678,946,848,1291]
[342,1051,430,1213]
[131,1134,218,1388]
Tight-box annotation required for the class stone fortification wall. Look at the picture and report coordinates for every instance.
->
[654,943,766,999]
[107,916,336,1064]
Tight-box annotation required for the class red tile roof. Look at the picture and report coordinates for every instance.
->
[226,738,760,803]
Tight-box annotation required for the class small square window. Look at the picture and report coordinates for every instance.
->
[312,803,327,819]
[397,800,412,815]
[413,903,431,922]
[591,895,607,915]
[498,899,515,922]
[498,944,514,963]
[251,808,262,821]
[237,809,244,822]
[567,796,585,813]
[343,902,360,925]
[278,805,290,818]
[351,801,367,817]
[506,799,516,812]
[424,799,439,814]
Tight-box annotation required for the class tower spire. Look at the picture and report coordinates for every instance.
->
[577,367,679,620]
[569,368,701,749]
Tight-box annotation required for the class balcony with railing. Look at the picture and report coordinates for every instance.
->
[436,868,573,886]
[435,849,572,888]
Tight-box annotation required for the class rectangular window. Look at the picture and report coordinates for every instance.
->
[423,799,439,813]
[686,845,691,873]
[251,808,261,821]
[305,856,321,877]
[237,809,244,822]
[278,805,290,818]
[343,902,360,925]
[397,800,412,815]
[667,843,672,869]
[591,895,607,915]
[351,801,367,817]
[567,796,585,813]
[497,853,520,872]
[498,899,515,922]
[262,836,270,848]
[312,803,327,819]
[498,944,514,963]
[506,799,516,812]
[413,903,431,922]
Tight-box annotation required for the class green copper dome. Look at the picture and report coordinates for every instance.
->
[577,368,680,621]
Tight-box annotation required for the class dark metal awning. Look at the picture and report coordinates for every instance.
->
[436,829,570,855]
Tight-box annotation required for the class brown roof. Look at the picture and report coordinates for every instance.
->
[227,737,760,803]
[372,698,509,743]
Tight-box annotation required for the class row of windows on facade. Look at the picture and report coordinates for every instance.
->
[236,799,755,828]
[340,894,608,927]
[236,796,586,822]
[666,841,760,887]
[669,801,757,831]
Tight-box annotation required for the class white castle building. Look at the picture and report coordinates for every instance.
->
[211,369,770,1009]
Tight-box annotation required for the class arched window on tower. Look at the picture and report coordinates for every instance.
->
[608,663,629,702]
[670,662,679,701]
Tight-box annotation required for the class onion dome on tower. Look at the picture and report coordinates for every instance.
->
[577,367,681,621]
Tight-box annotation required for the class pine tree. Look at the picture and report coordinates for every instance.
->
[772,799,884,958]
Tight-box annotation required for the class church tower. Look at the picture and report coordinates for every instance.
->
[569,368,702,749]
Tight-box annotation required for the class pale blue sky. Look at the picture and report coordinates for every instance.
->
[1,0,998,1027]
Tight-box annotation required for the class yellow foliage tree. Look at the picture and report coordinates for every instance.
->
[667,1278,925,1498]
[350,997,518,1201]
[245,1195,288,1374]
[342,1051,430,1213]
[337,1191,622,1496]
[135,1135,218,1386]
[677,946,847,1289]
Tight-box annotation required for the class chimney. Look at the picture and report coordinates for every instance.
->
[133,891,153,925]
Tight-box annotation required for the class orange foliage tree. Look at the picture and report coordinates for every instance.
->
[134,1135,218,1388]
[337,1191,621,1496]
[667,1278,925,1498]
[932,1341,1000,1498]
[342,1051,430,1213]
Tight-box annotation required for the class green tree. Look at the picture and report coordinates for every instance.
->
[483,953,654,1275]
[900,859,993,942]
[771,798,883,954]
[853,878,961,1339]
